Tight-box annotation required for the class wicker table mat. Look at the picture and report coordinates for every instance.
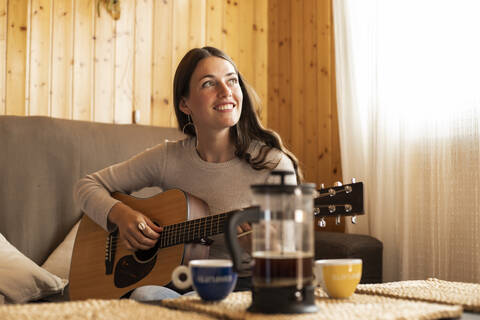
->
[0,299,215,320]
[162,290,462,320]
[357,278,480,312]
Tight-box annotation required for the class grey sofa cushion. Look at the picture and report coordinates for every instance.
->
[0,116,185,266]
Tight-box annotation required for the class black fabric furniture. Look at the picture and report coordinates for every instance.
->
[314,232,383,284]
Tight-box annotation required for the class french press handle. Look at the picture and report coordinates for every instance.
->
[225,206,263,273]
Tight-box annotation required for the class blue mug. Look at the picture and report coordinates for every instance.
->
[171,259,237,301]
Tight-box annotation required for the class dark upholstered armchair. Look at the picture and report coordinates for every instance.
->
[315,231,383,284]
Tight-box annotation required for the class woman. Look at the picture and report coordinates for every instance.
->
[75,46,302,300]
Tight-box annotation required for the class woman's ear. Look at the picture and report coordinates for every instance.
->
[179,98,190,115]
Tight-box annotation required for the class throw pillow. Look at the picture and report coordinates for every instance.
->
[0,233,68,304]
[42,221,80,279]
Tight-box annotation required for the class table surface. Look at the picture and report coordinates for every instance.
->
[143,300,480,320]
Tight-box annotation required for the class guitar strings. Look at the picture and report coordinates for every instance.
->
[109,203,352,248]
[154,214,229,248]
[316,187,350,199]
[110,188,354,248]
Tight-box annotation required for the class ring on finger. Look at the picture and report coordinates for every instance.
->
[138,222,147,231]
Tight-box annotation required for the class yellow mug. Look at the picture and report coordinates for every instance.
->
[314,259,362,298]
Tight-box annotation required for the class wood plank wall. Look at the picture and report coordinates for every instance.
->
[0,0,267,127]
[0,0,343,231]
[268,0,344,231]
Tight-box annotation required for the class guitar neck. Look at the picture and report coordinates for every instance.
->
[156,211,230,249]
[121,182,363,250]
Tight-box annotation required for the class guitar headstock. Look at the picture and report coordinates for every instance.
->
[314,181,364,227]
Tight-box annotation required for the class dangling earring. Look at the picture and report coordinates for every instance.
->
[182,115,195,134]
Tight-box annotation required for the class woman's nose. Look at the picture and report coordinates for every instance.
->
[218,82,232,97]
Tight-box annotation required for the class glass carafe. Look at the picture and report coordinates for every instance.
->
[225,171,317,314]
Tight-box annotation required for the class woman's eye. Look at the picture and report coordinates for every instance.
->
[228,78,238,85]
[202,81,215,88]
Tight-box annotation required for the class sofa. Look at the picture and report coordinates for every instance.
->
[0,115,382,304]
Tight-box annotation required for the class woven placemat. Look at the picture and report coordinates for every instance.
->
[357,278,480,312]
[0,299,215,320]
[162,290,462,320]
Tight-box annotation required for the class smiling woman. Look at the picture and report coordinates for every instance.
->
[172,47,301,174]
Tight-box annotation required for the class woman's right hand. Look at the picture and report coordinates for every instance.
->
[107,202,163,251]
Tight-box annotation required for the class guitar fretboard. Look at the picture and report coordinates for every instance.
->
[157,212,230,248]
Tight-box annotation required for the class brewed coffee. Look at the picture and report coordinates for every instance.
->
[252,252,313,287]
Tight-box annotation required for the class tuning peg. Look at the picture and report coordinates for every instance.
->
[351,215,358,224]
[335,216,341,225]
[328,188,336,197]
[318,217,326,228]
[334,181,343,187]
[313,207,320,216]
[351,178,356,183]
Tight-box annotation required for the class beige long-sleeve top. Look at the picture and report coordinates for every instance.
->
[75,137,296,266]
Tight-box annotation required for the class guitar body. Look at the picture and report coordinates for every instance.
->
[69,189,210,300]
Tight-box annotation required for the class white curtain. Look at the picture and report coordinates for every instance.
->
[333,0,480,282]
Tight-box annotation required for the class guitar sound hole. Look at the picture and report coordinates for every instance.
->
[134,244,159,263]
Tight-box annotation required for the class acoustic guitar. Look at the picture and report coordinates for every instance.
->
[69,182,363,300]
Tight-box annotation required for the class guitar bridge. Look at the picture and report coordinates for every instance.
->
[105,230,118,275]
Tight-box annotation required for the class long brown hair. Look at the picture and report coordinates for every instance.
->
[173,46,303,183]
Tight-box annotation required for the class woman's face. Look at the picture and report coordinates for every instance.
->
[180,56,243,135]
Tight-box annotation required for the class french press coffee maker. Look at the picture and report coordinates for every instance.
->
[225,171,317,314]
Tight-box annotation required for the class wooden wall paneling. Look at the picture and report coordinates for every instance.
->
[151,0,173,127]
[205,0,224,48]
[290,0,305,169]
[189,0,206,49]
[253,0,267,124]
[134,0,152,125]
[267,0,278,131]
[331,34,342,184]
[93,4,114,123]
[316,0,332,184]
[329,1,343,185]
[317,0,344,232]
[0,0,6,114]
[51,0,73,119]
[223,0,239,70]
[72,0,94,121]
[328,0,342,184]
[28,0,52,116]
[277,0,292,149]
[302,0,318,183]
[113,0,134,124]
[6,0,27,115]
[172,0,189,74]
[236,0,254,85]
[171,0,190,127]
